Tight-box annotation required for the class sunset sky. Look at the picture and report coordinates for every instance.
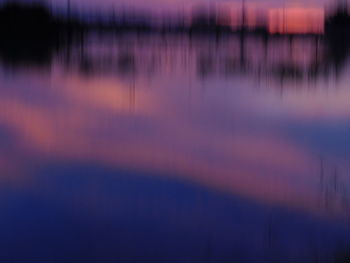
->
[46,0,334,10]
[46,0,328,33]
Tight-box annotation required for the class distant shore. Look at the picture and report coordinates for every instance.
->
[1,1,348,39]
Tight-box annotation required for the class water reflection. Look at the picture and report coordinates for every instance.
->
[1,34,350,262]
[3,34,350,82]
[1,162,350,263]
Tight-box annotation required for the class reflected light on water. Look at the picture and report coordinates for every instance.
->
[0,35,350,219]
[1,30,350,263]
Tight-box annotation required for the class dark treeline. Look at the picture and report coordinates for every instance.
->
[0,1,275,38]
[0,1,248,37]
[1,1,350,38]
[1,1,350,74]
[0,2,73,67]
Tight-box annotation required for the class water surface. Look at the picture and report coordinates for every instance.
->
[1,34,350,262]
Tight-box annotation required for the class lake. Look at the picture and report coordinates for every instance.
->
[0,33,350,263]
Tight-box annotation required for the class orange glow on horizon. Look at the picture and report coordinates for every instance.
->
[268,7,324,34]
